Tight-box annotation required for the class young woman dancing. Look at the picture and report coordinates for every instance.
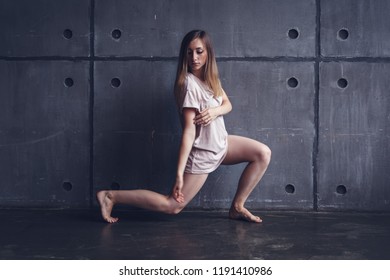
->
[97,30,271,223]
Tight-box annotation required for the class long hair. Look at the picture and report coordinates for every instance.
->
[174,30,222,110]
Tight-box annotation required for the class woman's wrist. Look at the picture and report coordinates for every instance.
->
[212,106,221,117]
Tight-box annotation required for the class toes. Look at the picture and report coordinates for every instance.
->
[229,207,262,223]
[106,217,118,223]
[247,213,262,223]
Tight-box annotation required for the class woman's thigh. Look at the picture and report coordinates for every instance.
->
[222,135,270,165]
[180,173,208,205]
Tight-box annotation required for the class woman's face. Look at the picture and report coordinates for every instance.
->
[187,38,208,77]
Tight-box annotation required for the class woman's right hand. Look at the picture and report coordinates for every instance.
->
[193,107,218,126]
[172,176,184,203]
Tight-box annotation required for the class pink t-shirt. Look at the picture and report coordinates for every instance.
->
[181,73,228,174]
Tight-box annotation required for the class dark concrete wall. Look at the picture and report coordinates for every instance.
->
[0,0,389,211]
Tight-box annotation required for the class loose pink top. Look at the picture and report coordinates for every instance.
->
[181,73,228,174]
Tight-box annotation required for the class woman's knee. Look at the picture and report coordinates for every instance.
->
[166,205,184,215]
[169,205,185,215]
[255,143,272,165]
[163,199,185,215]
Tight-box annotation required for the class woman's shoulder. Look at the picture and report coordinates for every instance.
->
[183,73,198,94]
[185,73,197,87]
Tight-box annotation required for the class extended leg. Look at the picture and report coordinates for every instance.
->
[96,173,208,223]
[222,135,271,223]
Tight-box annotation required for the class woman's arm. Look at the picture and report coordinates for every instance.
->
[194,88,232,126]
[172,108,197,203]
[216,88,233,116]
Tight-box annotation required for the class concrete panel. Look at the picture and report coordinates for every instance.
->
[0,0,90,57]
[0,61,90,206]
[93,61,180,196]
[321,0,390,57]
[95,0,316,58]
[318,62,390,210]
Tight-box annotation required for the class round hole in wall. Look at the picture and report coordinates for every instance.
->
[63,182,73,191]
[285,184,296,194]
[338,28,349,40]
[110,182,120,190]
[111,78,121,88]
[63,29,73,39]
[287,77,299,88]
[337,78,348,89]
[288,28,299,39]
[336,185,347,195]
[64,77,74,87]
[112,29,122,40]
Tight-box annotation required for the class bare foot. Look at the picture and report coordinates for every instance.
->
[96,190,119,223]
[229,206,262,223]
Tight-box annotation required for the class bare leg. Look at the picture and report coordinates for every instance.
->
[222,135,271,223]
[96,173,208,223]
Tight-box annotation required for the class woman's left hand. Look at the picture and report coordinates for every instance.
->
[194,107,218,126]
[172,176,184,204]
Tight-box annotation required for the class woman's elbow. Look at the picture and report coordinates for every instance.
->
[227,102,233,113]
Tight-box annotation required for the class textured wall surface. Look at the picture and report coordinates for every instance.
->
[0,61,90,206]
[318,62,390,210]
[0,0,389,211]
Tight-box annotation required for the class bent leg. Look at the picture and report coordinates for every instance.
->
[97,173,208,223]
[222,135,271,223]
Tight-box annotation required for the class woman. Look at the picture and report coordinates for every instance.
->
[97,30,271,223]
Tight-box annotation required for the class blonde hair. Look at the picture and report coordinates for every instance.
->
[174,30,223,109]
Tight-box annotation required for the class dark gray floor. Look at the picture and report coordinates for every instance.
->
[1,208,389,260]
